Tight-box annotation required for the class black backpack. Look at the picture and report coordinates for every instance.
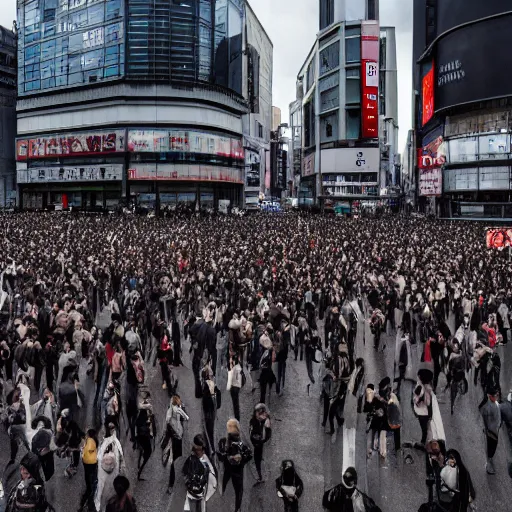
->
[185,456,209,498]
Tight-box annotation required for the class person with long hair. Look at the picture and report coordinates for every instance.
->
[439,449,475,512]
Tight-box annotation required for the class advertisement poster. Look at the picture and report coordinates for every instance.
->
[127,129,244,160]
[422,63,435,126]
[17,164,123,183]
[419,167,442,196]
[486,228,512,249]
[303,153,315,177]
[361,21,380,139]
[127,164,243,184]
[18,130,125,160]
[418,135,446,169]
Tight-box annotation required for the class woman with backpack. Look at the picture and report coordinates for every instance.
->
[182,434,217,512]
[249,403,272,483]
[95,422,126,512]
[275,460,304,512]
[218,419,252,512]
[161,395,189,494]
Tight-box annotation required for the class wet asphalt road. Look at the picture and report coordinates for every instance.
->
[1,308,511,512]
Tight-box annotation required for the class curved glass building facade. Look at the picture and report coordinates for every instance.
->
[16,0,272,211]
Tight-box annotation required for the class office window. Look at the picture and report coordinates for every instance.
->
[321,111,339,143]
[319,41,340,77]
[306,57,316,91]
[88,4,104,26]
[367,0,377,20]
[319,74,339,112]
[319,0,334,31]
[345,27,361,63]
[346,109,361,139]
[106,0,122,21]
[346,68,361,104]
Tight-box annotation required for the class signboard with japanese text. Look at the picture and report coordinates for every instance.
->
[17,164,123,184]
[419,167,442,196]
[17,130,126,160]
[361,21,380,139]
[127,129,244,160]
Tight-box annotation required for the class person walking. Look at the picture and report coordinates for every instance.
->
[275,460,304,512]
[228,355,244,421]
[182,434,217,512]
[134,390,157,481]
[218,419,252,512]
[479,386,502,475]
[161,395,189,495]
[80,429,99,512]
[439,449,475,512]
[105,476,137,512]
[249,403,272,483]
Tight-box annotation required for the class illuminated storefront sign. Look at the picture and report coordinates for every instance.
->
[419,168,442,196]
[127,129,244,160]
[16,130,126,160]
[422,62,435,126]
[128,164,243,183]
[418,135,446,169]
[17,164,123,183]
[361,21,380,139]
[486,228,512,249]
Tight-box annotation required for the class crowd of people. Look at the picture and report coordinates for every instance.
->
[0,211,511,512]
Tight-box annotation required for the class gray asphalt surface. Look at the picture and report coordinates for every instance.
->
[1,308,510,512]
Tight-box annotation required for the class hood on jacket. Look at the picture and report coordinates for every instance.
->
[20,452,43,483]
[228,318,242,330]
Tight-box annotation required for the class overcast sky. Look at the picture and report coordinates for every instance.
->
[0,0,412,150]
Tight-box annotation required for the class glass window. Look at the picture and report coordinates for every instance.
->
[43,21,56,37]
[105,45,120,65]
[319,73,339,93]
[25,80,41,92]
[81,49,104,70]
[345,27,361,37]
[56,74,67,86]
[306,57,315,91]
[42,77,56,89]
[319,0,334,31]
[41,60,55,79]
[25,45,41,64]
[321,111,339,143]
[319,41,340,76]
[104,65,120,77]
[69,32,82,53]
[321,88,339,112]
[69,9,88,30]
[88,4,104,25]
[55,56,68,75]
[25,64,40,81]
[69,54,81,73]
[346,109,361,139]
[41,40,56,61]
[68,72,83,85]
[105,22,122,43]
[106,0,122,21]
[346,72,361,104]
[345,37,361,63]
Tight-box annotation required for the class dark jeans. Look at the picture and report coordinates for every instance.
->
[328,397,345,433]
[276,360,286,394]
[254,443,263,479]
[230,387,240,421]
[322,394,330,426]
[486,433,498,458]
[418,415,430,445]
[169,461,176,488]
[222,466,244,512]
[283,500,299,512]
[81,462,98,510]
[305,350,315,384]
[39,451,55,481]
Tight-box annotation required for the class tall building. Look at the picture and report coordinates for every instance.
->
[243,2,272,209]
[294,0,399,209]
[272,106,281,132]
[413,1,512,218]
[0,25,16,207]
[15,0,271,211]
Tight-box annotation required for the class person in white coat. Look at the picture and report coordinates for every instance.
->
[95,423,126,512]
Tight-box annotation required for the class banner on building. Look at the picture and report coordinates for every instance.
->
[245,150,261,188]
[419,168,442,196]
[422,61,435,126]
[127,129,244,160]
[486,228,512,249]
[303,153,315,177]
[361,21,380,139]
[127,164,243,184]
[418,135,446,169]
[17,164,123,183]
[17,130,126,160]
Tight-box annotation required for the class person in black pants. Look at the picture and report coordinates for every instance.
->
[218,419,252,512]
[249,403,272,482]
[135,394,157,481]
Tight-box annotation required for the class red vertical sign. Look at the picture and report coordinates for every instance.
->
[361,21,380,139]
[422,63,435,126]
